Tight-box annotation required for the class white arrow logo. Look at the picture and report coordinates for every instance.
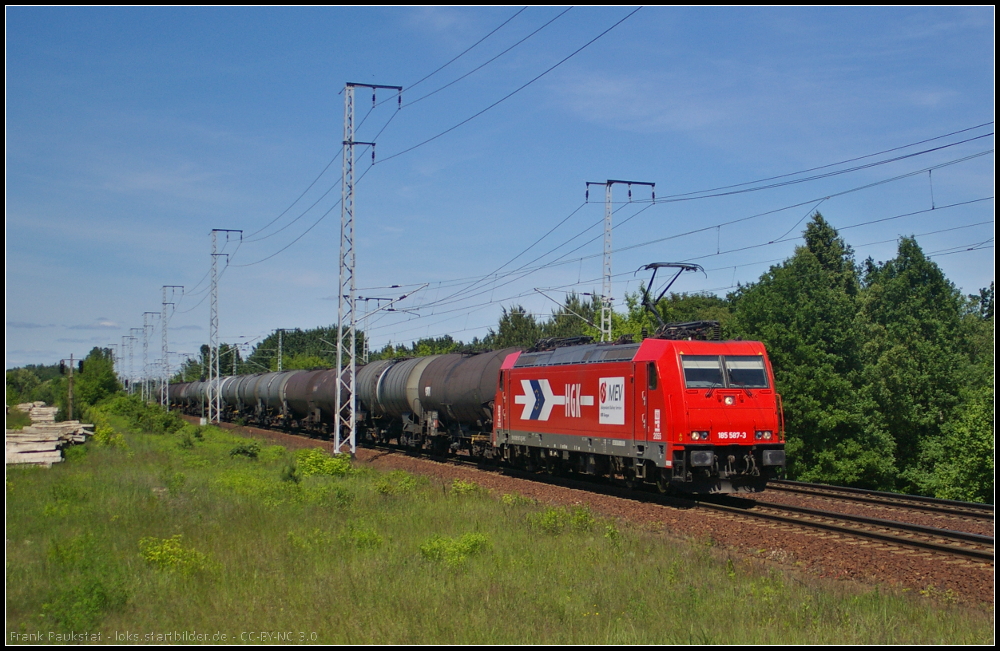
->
[514,379,593,421]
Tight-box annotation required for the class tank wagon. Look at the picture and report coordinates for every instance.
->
[357,347,519,455]
[170,336,784,493]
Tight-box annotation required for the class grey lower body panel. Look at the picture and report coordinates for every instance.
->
[496,429,667,468]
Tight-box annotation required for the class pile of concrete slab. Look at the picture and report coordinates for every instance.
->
[6,402,94,467]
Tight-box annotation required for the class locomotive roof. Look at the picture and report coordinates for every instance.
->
[510,338,768,369]
[513,342,641,368]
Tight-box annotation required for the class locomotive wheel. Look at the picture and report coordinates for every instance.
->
[624,468,640,491]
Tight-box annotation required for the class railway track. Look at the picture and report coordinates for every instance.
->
[699,496,994,564]
[765,479,995,521]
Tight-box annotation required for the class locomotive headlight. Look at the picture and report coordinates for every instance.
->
[690,431,709,441]
[724,396,735,405]
[754,430,773,441]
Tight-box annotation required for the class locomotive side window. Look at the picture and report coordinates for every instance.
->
[647,362,658,390]
[724,356,769,388]
[681,355,722,388]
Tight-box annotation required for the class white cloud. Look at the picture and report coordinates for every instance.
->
[66,317,120,330]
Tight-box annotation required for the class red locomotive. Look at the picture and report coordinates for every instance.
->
[493,335,785,493]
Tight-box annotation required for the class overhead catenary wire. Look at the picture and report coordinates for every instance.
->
[403,7,529,93]
[373,125,997,313]
[405,7,573,108]
[230,9,533,256]
[373,238,1000,344]
[365,185,993,335]
[364,217,994,343]
[652,122,993,202]
[376,7,643,164]
[588,132,994,206]
[375,136,993,317]
[245,146,344,240]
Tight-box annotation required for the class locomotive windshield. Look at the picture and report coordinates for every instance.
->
[681,354,769,389]
[681,355,723,388]
[724,356,769,389]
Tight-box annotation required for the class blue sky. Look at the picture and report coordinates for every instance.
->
[6,7,994,374]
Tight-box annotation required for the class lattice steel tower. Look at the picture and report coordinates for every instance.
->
[207,229,241,423]
[160,286,183,406]
[336,82,401,455]
[142,312,158,402]
[586,180,655,342]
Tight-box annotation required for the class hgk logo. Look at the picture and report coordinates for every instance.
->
[514,379,593,421]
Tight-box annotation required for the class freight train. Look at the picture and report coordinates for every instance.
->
[169,326,786,494]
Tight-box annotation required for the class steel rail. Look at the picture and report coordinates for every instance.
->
[697,499,994,563]
[767,479,994,520]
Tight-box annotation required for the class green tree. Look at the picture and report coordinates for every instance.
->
[542,292,601,339]
[272,354,331,371]
[908,382,993,503]
[858,237,970,491]
[173,344,209,383]
[6,368,40,406]
[729,214,895,488]
[243,325,365,371]
[64,347,122,419]
[484,305,542,349]
[609,288,731,342]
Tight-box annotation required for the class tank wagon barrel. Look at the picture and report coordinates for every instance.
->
[418,348,518,425]
[355,359,396,419]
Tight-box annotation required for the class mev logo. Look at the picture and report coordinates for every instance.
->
[599,377,625,425]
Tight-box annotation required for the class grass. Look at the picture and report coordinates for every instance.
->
[5,397,994,644]
[6,406,32,430]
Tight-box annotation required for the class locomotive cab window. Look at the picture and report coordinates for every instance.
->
[647,362,658,390]
[681,355,723,388]
[724,356,769,389]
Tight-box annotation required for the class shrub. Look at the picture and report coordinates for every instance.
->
[451,478,486,496]
[40,578,128,630]
[530,505,595,535]
[419,532,491,567]
[287,528,334,552]
[501,492,535,507]
[341,524,384,550]
[93,425,126,448]
[280,463,301,484]
[296,448,352,477]
[138,534,209,574]
[229,441,261,459]
[89,394,184,435]
[374,470,418,495]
